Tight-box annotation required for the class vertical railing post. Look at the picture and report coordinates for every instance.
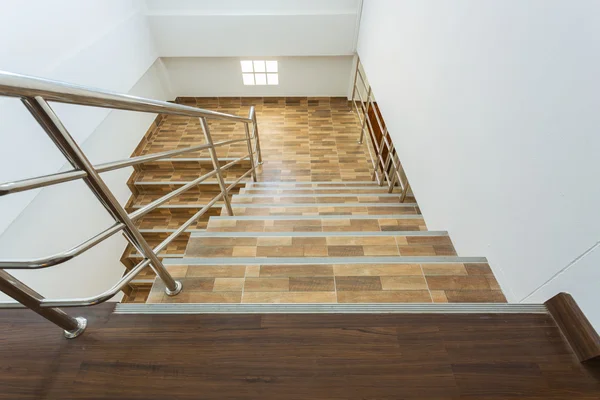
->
[244,112,257,182]
[350,55,360,107]
[199,117,234,216]
[359,86,371,144]
[0,270,86,338]
[250,108,263,165]
[21,97,182,296]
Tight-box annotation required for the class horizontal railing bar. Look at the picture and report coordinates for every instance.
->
[154,193,225,254]
[0,223,124,269]
[40,258,151,307]
[0,170,87,196]
[0,70,251,122]
[129,169,219,220]
[95,138,248,173]
[220,154,251,172]
[0,138,249,197]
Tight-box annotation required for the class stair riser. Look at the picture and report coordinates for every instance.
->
[131,207,222,230]
[135,159,251,172]
[230,205,421,216]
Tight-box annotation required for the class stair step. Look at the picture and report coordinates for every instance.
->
[186,231,454,258]
[246,181,379,187]
[115,303,547,314]
[232,194,405,205]
[239,187,391,195]
[163,256,485,265]
[230,203,420,216]
[206,214,426,232]
[137,157,251,172]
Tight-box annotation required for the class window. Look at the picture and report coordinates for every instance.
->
[241,60,278,85]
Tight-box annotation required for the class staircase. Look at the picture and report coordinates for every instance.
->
[139,179,505,305]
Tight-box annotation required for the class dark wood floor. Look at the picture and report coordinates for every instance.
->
[1,305,598,399]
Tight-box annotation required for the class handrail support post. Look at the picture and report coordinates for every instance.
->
[199,117,234,216]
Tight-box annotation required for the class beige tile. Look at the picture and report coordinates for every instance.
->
[421,263,468,276]
[362,245,400,256]
[213,278,244,291]
[160,291,242,303]
[232,246,257,257]
[244,278,289,292]
[321,219,351,226]
[257,246,304,257]
[337,290,432,303]
[245,265,261,277]
[430,290,448,303]
[165,265,188,278]
[325,236,396,246]
[333,264,421,276]
[257,236,293,246]
[380,276,428,290]
[242,291,336,303]
[303,246,328,257]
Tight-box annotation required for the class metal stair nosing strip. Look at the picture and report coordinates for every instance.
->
[209,214,424,220]
[232,193,407,198]
[163,256,488,265]
[114,303,548,315]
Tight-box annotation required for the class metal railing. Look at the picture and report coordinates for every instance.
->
[0,70,262,338]
[351,57,411,201]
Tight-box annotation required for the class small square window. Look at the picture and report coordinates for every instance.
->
[266,61,278,73]
[254,73,267,85]
[242,73,255,85]
[240,60,254,73]
[241,60,278,85]
[253,60,266,73]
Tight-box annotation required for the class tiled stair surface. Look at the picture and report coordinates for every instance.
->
[141,181,506,305]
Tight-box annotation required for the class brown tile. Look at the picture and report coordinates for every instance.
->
[242,291,336,303]
[380,276,428,290]
[182,277,215,292]
[328,245,364,256]
[303,246,328,257]
[232,246,257,257]
[426,276,491,291]
[464,263,493,275]
[444,290,507,303]
[213,278,244,291]
[165,265,188,278]
[244,278,289,292]
[336,276,382,291]
[486,275,502,290]
[362,245,400,256]
[289,277,335,291]
[186,266,246,278]
[292,237,327,246]
[337,291,432,303]
[260,265,333,277]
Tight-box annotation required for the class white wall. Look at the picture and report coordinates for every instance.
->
[0,1,173,300]
[357,0,600,329]
[163,56,354,97]
[145,0,361,56]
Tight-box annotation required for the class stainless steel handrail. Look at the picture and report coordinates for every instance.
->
[351,56,411,198]
[0,70,262,338]
[0,70,251,122]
